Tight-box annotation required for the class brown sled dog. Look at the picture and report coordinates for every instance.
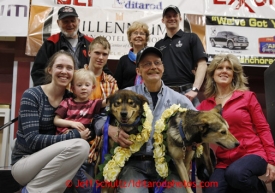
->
[166,104,239,193]
[95,90,148,193]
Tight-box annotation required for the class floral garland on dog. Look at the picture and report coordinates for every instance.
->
[98,103,204,182]
[153,104,204,178]
[99,103,153,182]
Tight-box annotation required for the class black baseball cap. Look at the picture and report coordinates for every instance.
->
[58,6,78,20]
[162,5,181,17]
[136,47,163,66]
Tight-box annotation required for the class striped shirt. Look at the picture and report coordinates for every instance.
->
[55,98,103,134]
[11,86,80,165]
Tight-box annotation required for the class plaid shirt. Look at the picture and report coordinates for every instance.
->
[100,72,118,99]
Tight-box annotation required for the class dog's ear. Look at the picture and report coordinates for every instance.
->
[210,104,223,115]
[106,91,117,106]
[136,94,149,105]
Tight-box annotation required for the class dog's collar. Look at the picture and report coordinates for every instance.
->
[179,120,198,151]
[119,115,142,127]
[179,120,188,143]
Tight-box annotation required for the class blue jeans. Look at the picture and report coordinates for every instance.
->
[116,159,187,193]
[204,154,267,193]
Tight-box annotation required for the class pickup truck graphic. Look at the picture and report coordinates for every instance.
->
[210,31,249,50]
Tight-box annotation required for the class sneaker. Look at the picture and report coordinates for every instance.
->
[21,186,28,193]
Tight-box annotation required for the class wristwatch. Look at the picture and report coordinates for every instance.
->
[191,87,199,92]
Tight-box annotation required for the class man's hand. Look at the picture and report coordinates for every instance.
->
[185,90,198,102]
[106,74,117,83]
[108,125,133,148]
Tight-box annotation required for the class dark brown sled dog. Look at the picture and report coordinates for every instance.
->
[166,104,239,193]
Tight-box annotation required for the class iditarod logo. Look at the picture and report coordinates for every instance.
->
[114,0,162,10]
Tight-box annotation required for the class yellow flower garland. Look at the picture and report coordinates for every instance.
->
[153,104,204,178]
[100,103,204,182]
[102,102,153,182]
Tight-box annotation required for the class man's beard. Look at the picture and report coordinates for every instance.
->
[60,27,78,38]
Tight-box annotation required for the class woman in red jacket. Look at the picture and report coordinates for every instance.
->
[197,54,275,193]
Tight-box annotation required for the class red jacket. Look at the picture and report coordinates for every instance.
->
[197,90,275,168]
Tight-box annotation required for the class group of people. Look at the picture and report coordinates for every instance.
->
[11,4,275,193]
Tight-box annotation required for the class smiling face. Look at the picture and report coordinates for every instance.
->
[107,90,148,132]
[48,54,74,87]
[136,53,164,84]
[57,16,80,38]
[213,60,234,87]
[162,9,181,31]
[129,28,147,47]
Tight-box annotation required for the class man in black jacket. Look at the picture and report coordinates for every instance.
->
[31,6,111,86]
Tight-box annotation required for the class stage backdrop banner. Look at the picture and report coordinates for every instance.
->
[31,0,204,14]
[205,0,275,19]
[0,0,30,36]
[26,0,206,59]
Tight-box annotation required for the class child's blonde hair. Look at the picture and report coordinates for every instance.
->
[72,68,96,86]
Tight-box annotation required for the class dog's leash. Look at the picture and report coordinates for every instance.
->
[93,115,110,193]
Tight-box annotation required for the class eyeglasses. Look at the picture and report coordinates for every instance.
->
[132,31,146,36]
[139,61,163,69]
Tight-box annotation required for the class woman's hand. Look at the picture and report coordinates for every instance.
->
[265,163,275,183]
[79,128,91,140]
[71,121,86,132]
[108,125,133,148]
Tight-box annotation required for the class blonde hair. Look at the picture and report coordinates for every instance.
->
[204,54,249,98]
[72,68,96,86]
[89,36,111,52]
[127,21,150,47]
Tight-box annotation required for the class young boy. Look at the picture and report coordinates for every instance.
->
[54,68,106,193]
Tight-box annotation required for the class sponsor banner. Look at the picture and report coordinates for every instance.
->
[206,16,275,66]
[31,0,204,14]
[208,54,275,67]
[205,0,275,19]
[0,0,30,36]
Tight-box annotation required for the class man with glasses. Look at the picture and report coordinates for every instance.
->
[94,47,196,193]
[155,5,208,107]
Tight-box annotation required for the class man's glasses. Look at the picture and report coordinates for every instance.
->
[139,61,163,69]
[132,31,146,36]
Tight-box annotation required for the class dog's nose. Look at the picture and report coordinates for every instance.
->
[235,142,240,147]
[120,111,127,118]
